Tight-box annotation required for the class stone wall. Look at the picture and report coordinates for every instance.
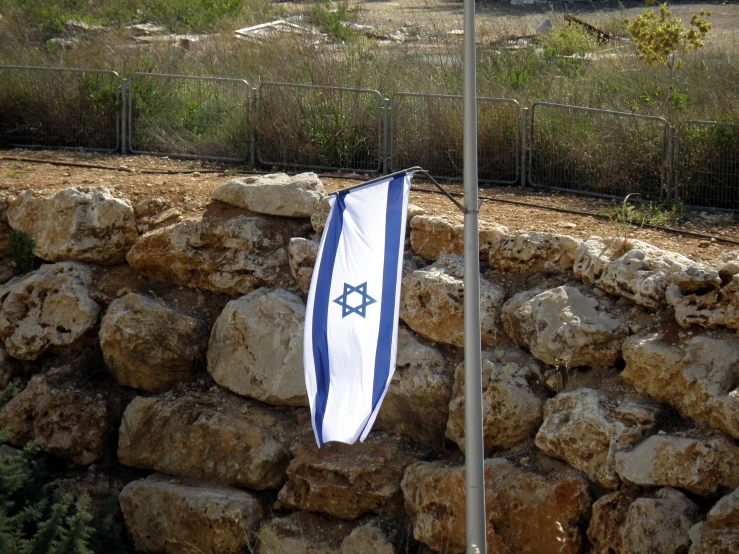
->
[0,175,737,554]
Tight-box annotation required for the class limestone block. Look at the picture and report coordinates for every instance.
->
[615,434,739,496]
[120,474,264,554]
[622,333,739,439]
[100,293,207,393]
[126,204,310,296]
[288,237,319,295]
[400,255,506,348]
[118,392,296,490]
[502,285,628,368]
[211,172,326,217]
[665,263,739,329]
[207,288,307,406]
[689,486,739,554]
[401,458,590,554]
[409,215,507,261]
[8,186,137,264]
[488,232,581,274]
[257,512,354,554]
[573,237,694,310]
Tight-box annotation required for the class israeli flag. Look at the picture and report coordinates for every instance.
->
[304,171,412,446]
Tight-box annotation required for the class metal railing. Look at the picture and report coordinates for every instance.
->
[528,102,669,201]
[676,120,739,211]
[128,72,251,161]
[0,66,120,152]
[389,92,520,184]
[255,82,384,173]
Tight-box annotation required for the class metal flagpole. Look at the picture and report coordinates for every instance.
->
[463,0,487,551]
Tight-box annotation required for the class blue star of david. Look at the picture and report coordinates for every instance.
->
[333,282,377,318]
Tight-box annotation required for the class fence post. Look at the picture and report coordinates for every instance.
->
[670,126,677,204]
[120,78,127,155]
[383,98,390,174]
[520,107,528,187]
[250,87,257,168]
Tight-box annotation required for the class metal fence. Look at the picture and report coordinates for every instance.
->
[0,66,120,152]
[128,73,251,161]
[255,82,384,173]
[676,120,739,211]
[528,102,669,201]
[390,93,520,184]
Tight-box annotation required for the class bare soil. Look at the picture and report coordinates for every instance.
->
[2,149,738,263]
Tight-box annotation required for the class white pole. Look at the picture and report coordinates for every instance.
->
[462,0,487,551]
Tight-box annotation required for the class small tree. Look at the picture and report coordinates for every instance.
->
[625,1,711,121]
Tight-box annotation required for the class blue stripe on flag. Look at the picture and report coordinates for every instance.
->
[368,175,405,421]
[311,195,346,446]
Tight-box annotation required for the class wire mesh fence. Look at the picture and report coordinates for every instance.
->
[389,93,520,184]
[255,82,383,173]
[676,120,739,211]
[0,66,120,152]
[128,73,251,161]
[528,102,668,201]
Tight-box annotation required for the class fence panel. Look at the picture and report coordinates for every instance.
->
[677,120,739,211]
[255,83,383,173]
[0,66,120,152]
[390,93,520,184]
[128,73,250,161]
[529,102,668,200]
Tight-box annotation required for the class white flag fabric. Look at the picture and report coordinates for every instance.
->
[304,171,412,447]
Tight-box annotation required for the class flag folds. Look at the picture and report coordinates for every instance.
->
[304,171,412,447]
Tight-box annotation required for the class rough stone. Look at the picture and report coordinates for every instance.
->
[622,333,739,439]
[488,232,581,275]
[207,288,307,406]
[409,215,507,261]
[402,458,591,554]
[0,262,99,360]
[535,388,660,488]
[100,293,207,393]
[257,512,354,554]
[120,474,264,554]
[126,203,311,296]
[311,196,331,234]
[8,186,137,264]
[0,369,116,465]
[375,326,452,446]
[573,237,695,310]
[665,262,739,329]
[277,432,431,520]
[446,357,543,455]
[400,255,506,348]
[288,237,319,295]
[615,434,739,496]
[118,392,296,490]
[689,486,739,554]
[501,285,629,368]
[211,172,326,217]
[588,488,700,554]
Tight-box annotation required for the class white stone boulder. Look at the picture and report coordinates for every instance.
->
[535,388,660,488]
[118,392,296,490]
[100,293,207,393]
[615,434,739,496]
[689,486,739,554]
[126,204,311,296]
[376,326,452,445]
[211,172,326,217]
[120,474,264,554]
[409,215,507,261]
[311,195,331,233]
[446,355,544,455]
[488,232,581,275]
[502,285,629,368]
[622,333,739,439]
[0,262,99,360]
[573,237,695,310]
[287,237,319,295]
[401,458,591,554]
[207,288,307,406]
[8,186,137,264]
[400,255,506,348]
[665,262,739,329]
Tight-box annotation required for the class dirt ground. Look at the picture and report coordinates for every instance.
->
[1,149,738,263]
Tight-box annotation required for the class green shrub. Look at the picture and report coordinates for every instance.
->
[310,1,359,42]
[5,230,40,274]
